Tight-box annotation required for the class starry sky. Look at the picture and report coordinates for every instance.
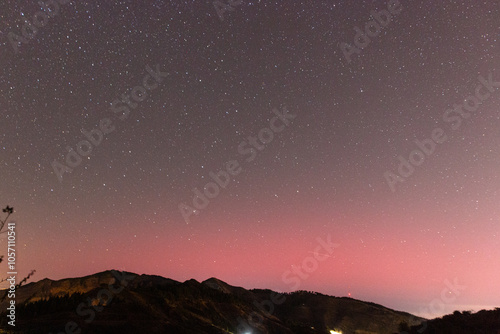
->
[1,0,499,319]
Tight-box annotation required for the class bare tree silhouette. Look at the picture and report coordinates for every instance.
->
[0,206,36,301]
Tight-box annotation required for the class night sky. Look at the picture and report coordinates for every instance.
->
[1,0,499,319]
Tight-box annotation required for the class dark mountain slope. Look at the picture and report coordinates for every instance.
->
[0,270,436,334]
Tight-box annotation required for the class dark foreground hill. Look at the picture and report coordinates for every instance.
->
[404,308,500,334]
[0,270,496,333]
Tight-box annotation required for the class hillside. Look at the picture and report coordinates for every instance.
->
[0,270,445,333]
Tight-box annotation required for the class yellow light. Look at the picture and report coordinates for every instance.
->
[330,331,342,334]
